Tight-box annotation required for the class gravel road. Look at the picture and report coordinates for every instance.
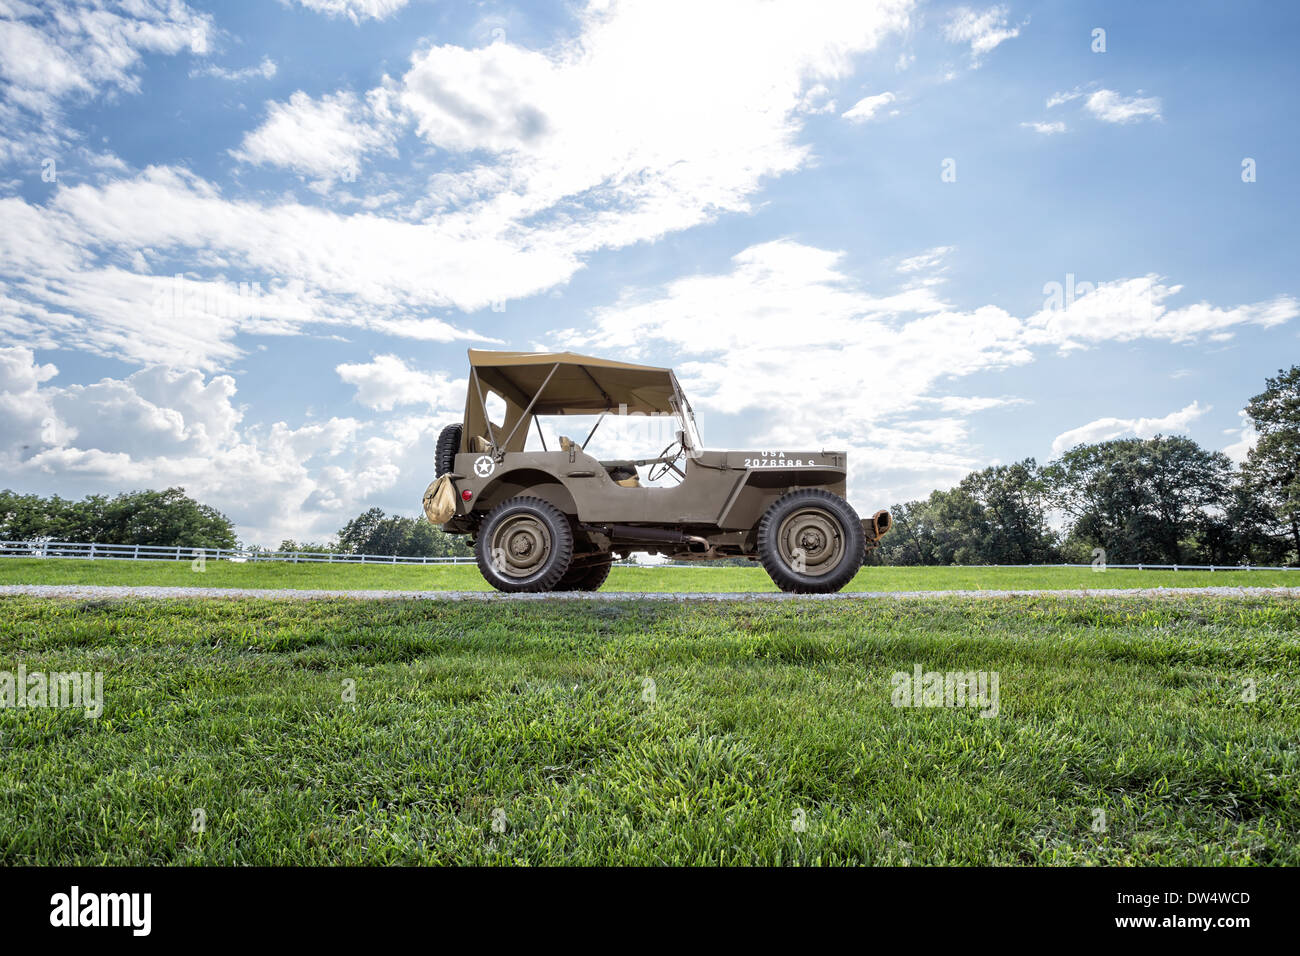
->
[2,584,1298,602]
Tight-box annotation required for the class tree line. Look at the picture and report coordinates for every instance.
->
[278,508,471,558]
[874,366,1300,567]
[0,488,239,550]
[0,488,470,558]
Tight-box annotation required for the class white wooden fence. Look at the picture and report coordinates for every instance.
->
[0,541,1294,571]
[0,540,475,565]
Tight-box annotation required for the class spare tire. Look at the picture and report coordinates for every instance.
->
[435,423,462,477]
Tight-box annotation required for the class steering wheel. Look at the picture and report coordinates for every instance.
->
[647,437,686,482]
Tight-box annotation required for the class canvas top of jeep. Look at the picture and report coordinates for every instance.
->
[423,349,890,594]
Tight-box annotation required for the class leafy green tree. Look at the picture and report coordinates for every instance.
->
[1044,436,1232,564]
[405,519,474,557]
[337,507,387,554]
[1200,480,1290,566]
[1240,366,1300,564]
[336,507,472,557]
[876,493,957,565]
[875,460,1058,566]
[99,488,237,548]
[277,539,338,554]
[0,487,236,548]
[949,460,1059,563]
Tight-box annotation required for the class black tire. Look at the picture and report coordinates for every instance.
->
[757,489,864,594]
[435,423,462,477]
[475,496,574,592]
[554,553,614,591]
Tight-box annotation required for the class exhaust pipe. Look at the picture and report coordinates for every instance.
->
[585,523,710,552]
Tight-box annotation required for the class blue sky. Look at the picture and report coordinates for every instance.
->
[1,0,1297,545]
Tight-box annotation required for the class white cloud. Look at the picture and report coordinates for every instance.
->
[896,245,953,274]
[0,0,213,169]
[0,0,212,115]
[0,344,57,451]
[943,5,1021,64]
[796,83,836,115]
[193,57,277,82]
[929,395,1026,413]
[232,88,398,182]
[336,354,464,411]
[1049,401,1208,457]
[288,0,410,23]
[1021,120,1065,135]
[1024,275,1296,350]
[1045,86,1161,127]
[1084,89,1162,124]
[396,0,913,244]
[842,91,896,124]
[1046,87,1084,108]
[0,167,508,368]
[1222,410,1258,464]
[0,0,917,370]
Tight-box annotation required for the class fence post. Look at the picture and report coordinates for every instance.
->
[89,543,96,560]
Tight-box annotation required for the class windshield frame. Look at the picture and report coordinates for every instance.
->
[670,386,703,456]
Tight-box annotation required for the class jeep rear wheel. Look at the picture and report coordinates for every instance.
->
[476,496,574,592]
[757,489,864,593]
[554,553,614,591]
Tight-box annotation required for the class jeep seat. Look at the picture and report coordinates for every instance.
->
[558,436,639,486]
[604,463,640,487]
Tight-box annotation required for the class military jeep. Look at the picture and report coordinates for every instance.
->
[423,350,890,593]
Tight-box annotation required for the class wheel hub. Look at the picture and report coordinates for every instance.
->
[492,515,551,577]
[778,507,844,576]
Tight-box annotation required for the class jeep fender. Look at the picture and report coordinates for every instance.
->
[473,467,579,517]
[714,467,849,530]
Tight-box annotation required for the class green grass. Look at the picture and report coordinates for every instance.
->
[1,557,1297,592]
[1,593,1297,864]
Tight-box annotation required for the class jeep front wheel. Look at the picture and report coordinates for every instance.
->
[476,497,574,592]
[757,489,864,593]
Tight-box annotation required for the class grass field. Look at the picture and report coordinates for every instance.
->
[1,557,1297,592]
[1,592,1297,865]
